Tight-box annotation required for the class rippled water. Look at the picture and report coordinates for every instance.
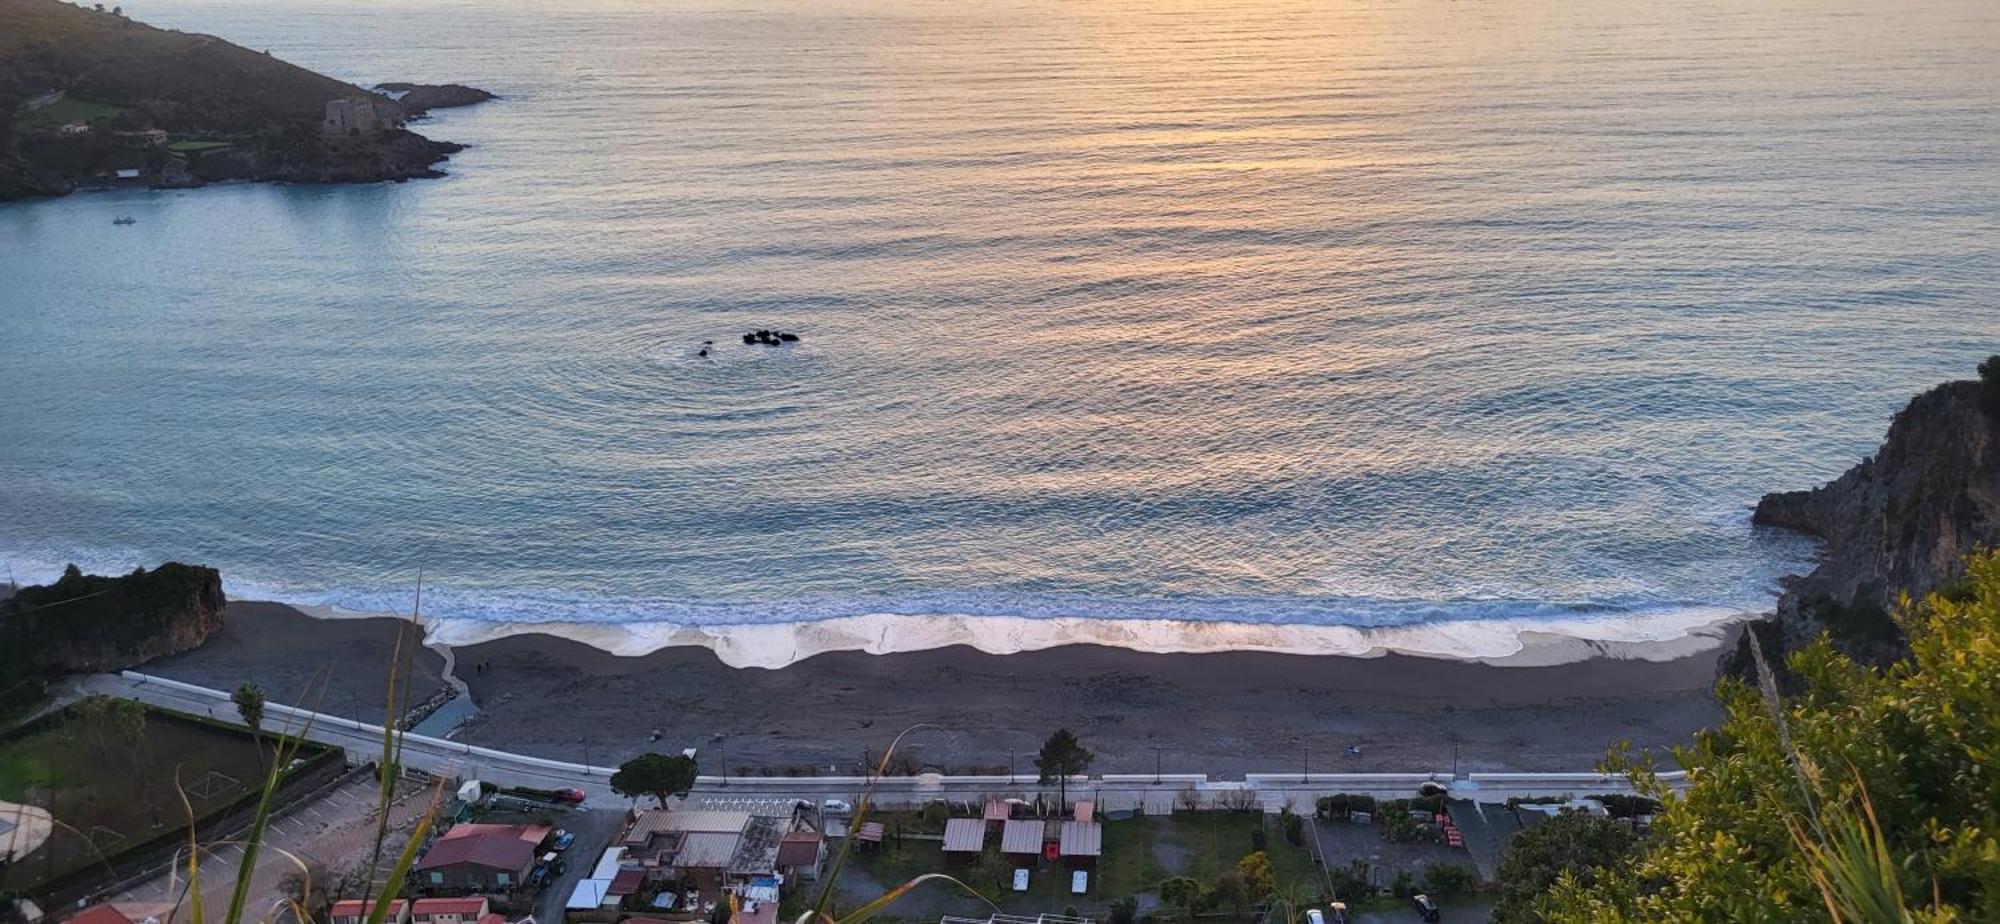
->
[3,0,1997,654]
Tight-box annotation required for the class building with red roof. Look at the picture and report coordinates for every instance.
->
[329,899,410,924]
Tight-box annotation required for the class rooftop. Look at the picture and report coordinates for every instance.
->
[417,833,536,872]
[942,818,986,853]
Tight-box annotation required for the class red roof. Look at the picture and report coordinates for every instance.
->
[983,800,1010,822]
[476,915,506,924]
[608,869,645,895]
[855,822,885,843]
[412,898,488,915]
[417,833,536,872]
[441,823,551,845]
[776,831,822,867]
[68,906,132,924]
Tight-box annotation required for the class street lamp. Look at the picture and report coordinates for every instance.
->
[1153,747,1162,785]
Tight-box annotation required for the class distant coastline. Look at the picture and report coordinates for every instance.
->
[0,0,493,200]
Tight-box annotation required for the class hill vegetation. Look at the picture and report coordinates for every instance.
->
[0,0,486,198]
[0,562,226,713]
[1509,547,2000,921]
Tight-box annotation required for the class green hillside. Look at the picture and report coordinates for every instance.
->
[0,0,364,130]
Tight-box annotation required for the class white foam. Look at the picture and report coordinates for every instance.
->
[372,606,1749,670]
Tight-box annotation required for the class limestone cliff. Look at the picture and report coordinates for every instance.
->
[1735,367,2000,675]
[0,562,225,683]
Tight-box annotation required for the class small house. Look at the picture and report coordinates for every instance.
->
[999,819,1042,861]
[941,818,986,864]
[1058,820,1102,869]
[776,830,825,880]
[58,121,89,136]
[416,833,536,892]
[409,898,487,924]
[330,900,409,924]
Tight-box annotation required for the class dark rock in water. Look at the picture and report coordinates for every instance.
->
[778,332,800,342]
[1729,372,2000,683]
[742,333,757,344]
[742,329,800,346]
[378,82,499,117]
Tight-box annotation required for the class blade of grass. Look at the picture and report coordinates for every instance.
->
[808,724,934,920]
[221,700,319,924]
[364,779,446,924]
[832,873,992,924]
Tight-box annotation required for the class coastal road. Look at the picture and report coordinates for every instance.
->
[77,671,1679,812]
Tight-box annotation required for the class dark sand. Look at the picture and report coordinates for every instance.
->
[145,601,447,723]
[143,602,1729,777]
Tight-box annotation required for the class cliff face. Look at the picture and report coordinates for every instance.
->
[1741,375,2000,671]
[0,562,226,675]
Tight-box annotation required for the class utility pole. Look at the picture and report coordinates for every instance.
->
[1153,747,1162,785]
[1009,747,1016,783]
[1302,741,1310,784]
[720,736,728,787]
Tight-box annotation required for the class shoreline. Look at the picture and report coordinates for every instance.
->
[288,599,1755,671]
[142,600,1742,776]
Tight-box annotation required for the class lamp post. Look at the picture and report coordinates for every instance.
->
[719,736,728,787]
[1153,747,1162,785]
[1303,741,1310,784]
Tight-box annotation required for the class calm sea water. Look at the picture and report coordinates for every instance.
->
[3,0,1997,650]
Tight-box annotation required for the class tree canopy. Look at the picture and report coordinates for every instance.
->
[1035,728,1093,809]
[1492,810,1637,922]
[610,752,699,808]
[1534,549,2000,922]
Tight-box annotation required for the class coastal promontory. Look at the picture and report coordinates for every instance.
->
[0,0,492,199]
[1739,358,2000,674]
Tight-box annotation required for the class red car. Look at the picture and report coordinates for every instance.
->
[553,788,587,805]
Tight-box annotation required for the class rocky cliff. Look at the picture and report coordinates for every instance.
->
[1734,363,2000,675]
[0,563,226,699]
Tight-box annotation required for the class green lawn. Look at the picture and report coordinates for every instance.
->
[18,96,126,127]
[843,812,1322,914]
[0,705,285,892]
[166,140,234,152]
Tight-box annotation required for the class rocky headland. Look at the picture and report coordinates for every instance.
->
[0,0,494,199]
[1733,358,2000,677]
[0,562,226,710]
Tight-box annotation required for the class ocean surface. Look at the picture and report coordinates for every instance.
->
[3,0,1998,664]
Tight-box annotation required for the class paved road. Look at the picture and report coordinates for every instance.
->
[80,672,1679,813]
[108,775,434,920]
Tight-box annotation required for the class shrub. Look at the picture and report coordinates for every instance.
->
[919,800,949,830]
[1316,793,1377,818]
[1390,870,1415,898]
[1280,808,1305,845]
[1250,825,1268,852]
[1108,897,1138,924]
[1422,862,1478,895]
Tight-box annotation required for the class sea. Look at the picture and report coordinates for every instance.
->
[3,0,1997,666]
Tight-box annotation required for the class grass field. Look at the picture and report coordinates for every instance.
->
[0,705,271,892]
[14,96,126,128]
[843,811,1322,919]
[166,140,234,152]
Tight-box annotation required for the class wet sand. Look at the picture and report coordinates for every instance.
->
[145,601,1732,777]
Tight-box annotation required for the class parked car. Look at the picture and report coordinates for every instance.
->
[1306,910,1326,924]
[553,788,587,805]
[551,829,576,851]
[822,798,853,815]
[527,863,552,887]
[1410,893,1441,922]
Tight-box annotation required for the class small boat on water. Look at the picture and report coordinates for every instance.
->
[112,216,136,225]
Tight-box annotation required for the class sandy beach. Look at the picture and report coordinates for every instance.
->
[142,601,1733,777]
